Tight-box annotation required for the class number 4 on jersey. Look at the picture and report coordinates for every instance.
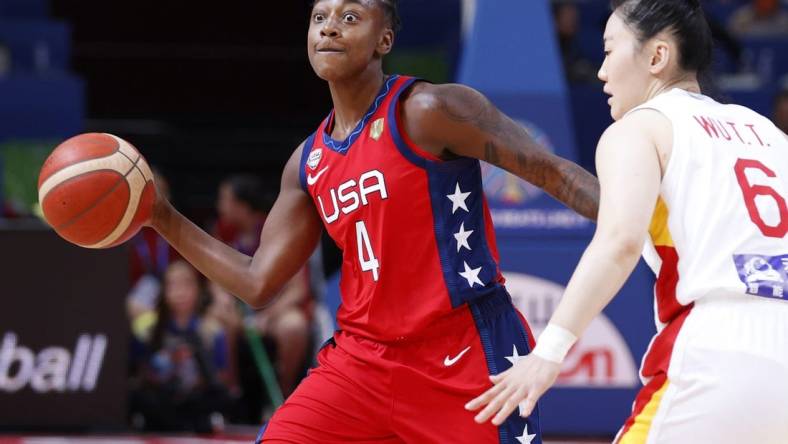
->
[355,220,380,281]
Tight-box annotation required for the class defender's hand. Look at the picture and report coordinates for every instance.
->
[465,354,560,425]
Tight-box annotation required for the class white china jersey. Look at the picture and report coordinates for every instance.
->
[635,89,788,326]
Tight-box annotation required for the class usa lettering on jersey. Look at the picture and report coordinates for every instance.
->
[317,169,388,224]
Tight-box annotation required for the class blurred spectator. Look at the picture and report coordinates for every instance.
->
[553,1,598,84]
[127,168,179,322]
[215,174,312,399]
[130,260,231,433]
[775,88,788,133]
[728,0,788,37]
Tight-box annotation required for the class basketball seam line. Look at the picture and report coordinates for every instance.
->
[39,136,122,186]
[116,149,147,181]
[55,155,142,233]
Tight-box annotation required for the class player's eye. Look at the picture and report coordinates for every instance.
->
[343,13,359,23]
[603,50,611,57]
[313,13,326,22]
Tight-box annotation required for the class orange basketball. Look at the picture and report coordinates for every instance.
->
[37,133,156,249]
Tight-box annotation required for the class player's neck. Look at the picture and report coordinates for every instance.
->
[647,74,701,101]
[327,65,386,140]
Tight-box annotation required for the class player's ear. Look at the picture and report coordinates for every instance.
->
[648,37,671,76]
[377,28,394,56]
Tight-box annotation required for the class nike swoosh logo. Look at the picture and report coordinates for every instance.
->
[444,346,472,367]
[306,167,329,186]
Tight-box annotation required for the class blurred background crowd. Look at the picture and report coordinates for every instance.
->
[0,0,786,436]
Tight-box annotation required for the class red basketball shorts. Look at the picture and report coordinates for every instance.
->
[255,290,542,444]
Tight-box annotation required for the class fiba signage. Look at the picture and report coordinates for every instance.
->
[0,332,107,393]
[503,271,639,388]
[0,229,128,428]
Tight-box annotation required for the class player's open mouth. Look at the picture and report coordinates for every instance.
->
[317,48,345,53]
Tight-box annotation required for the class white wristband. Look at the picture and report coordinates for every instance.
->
[532,323,577,364]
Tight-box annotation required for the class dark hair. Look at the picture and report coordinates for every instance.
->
[378,0,401,33]
[611,0,713,74]
[311,0,401,33]
[223,174,272,213]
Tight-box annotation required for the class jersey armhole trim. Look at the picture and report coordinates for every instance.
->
[627,105,678,188]
[298,132,317,192]
[387,78,443,169]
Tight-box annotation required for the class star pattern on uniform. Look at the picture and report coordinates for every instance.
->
[515,424,537,444]
[447,182,471,214]
[453,222,474,252]
[458,261,484,287]
[505,345,526,366]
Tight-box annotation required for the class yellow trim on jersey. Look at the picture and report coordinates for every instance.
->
[649,198,674,248]
[618,381,670,444]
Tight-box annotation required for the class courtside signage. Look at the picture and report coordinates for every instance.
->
[0,332,107,393]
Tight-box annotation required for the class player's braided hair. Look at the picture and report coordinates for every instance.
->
[379,0,402,34]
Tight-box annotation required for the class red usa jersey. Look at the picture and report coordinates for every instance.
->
[299,75,505,341]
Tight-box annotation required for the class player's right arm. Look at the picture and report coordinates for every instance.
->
[149,141,323,309]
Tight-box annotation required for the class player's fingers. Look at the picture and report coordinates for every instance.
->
[465,380,506,411]
[519,392,539,418]
[474,384,516,424]
[489,370,509,384]
[491,386,527,426]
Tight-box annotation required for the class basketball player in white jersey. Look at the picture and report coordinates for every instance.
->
[467,1,788,443]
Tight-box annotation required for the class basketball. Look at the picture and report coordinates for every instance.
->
[37,133,156,249]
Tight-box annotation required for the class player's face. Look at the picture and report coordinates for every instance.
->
[598,12,654,120]
[307,0,393,81]
[164,262,200,318]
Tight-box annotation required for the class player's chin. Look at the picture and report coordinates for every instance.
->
[609,102,624,121]
[312,63,352,82]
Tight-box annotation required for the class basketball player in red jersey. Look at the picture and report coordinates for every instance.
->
[149,1,599,442]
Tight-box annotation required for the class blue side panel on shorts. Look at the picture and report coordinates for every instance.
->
[298,132,317,192]
[470,290,542,444]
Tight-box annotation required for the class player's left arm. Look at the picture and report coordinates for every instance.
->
[465,110,666,425]
[402,83,600,220]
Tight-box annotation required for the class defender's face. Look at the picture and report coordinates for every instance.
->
[307,0,388,81]
[598,12,653,120]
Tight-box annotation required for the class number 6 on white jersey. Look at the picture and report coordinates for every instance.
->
[355,220,380,281]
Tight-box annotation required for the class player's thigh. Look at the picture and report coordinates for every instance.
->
[258,342,400,444]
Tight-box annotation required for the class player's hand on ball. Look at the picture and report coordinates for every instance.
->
[465,354,560,426]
